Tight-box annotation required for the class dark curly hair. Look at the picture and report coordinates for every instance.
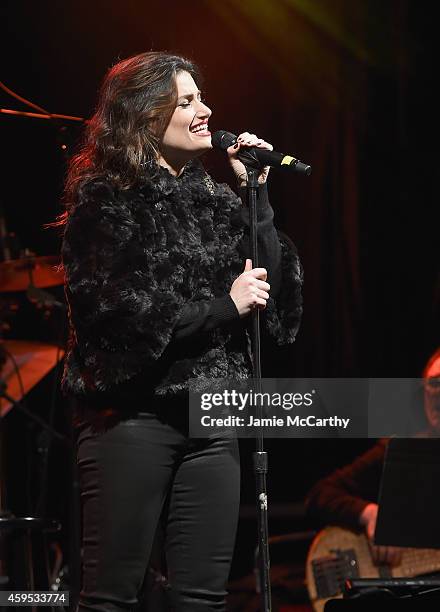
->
[63,51,200,214]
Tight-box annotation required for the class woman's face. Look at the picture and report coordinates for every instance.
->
[160,71,212,162]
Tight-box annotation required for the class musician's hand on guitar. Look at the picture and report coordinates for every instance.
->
[360,503,403,567]
[371,544,403,567]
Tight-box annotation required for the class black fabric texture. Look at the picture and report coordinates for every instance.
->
[62,159,303,404]
[305,439,387,530]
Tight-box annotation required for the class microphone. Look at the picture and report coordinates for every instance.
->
[212,130,311,176]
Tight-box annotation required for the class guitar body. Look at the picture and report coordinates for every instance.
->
[306,526,440,612]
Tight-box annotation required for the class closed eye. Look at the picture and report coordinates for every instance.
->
[178,92,205,108]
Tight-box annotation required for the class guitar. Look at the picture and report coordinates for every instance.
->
[306,526,440,612]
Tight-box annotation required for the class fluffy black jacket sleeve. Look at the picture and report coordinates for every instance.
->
[174,182,303,345]
[239,183,303,346]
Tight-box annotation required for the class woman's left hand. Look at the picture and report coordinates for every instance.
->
[227,132,273,186]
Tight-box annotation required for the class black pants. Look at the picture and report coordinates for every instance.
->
[75,406,240,611]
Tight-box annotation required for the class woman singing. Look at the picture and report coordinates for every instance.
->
[61,51,303,611]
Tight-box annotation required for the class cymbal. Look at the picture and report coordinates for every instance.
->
[0,339,65,417]
[0,255,63,292]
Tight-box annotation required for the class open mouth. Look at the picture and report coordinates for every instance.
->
[190,122,211,136]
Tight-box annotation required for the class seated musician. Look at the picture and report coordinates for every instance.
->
[305,347,440,567]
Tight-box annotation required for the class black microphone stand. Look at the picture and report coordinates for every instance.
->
[245,166,271,612]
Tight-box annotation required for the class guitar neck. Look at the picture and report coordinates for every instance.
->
[398,548,440,577]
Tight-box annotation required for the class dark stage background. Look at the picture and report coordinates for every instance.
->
[1,0,439,600]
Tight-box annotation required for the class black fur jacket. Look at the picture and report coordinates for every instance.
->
[61,159,303,405]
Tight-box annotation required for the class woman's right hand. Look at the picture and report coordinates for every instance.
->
[230,259,270,318]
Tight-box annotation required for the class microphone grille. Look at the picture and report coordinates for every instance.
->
[212,130,237,150]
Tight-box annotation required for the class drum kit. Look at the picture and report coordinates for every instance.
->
[0,253,65,417]
[0,84,83,605]
[0,250,69,601]
[0,254,62,293]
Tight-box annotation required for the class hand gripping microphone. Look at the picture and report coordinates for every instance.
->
[212,130,311,176]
